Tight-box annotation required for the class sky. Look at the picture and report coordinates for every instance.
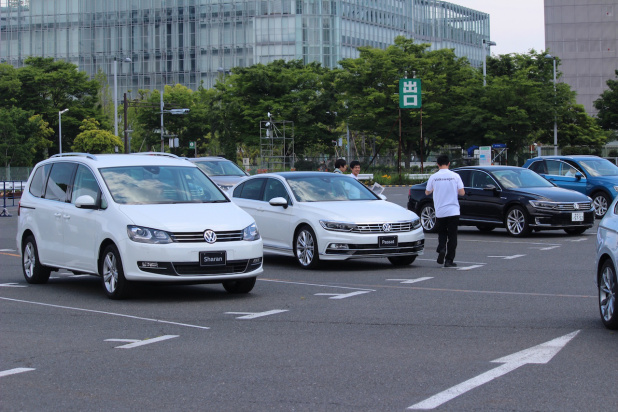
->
[455,1,546,55]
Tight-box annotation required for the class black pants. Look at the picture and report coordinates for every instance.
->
[436,215,459,262]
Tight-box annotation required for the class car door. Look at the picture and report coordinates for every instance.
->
[63,165,104,272]
[232,176,266,230]
[37,162,77,266]
[258,178,294,252]
[543,160,588,194]
[462,170,503,224]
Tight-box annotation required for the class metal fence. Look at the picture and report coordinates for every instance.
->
[1,181,25,216]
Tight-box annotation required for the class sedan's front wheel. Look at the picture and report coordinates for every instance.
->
[294,225,320,269]
[599,259,618,329]
[419,203,437,233]
[505,206,531,237]
[101,244,131,299]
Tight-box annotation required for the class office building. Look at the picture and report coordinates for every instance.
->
[545,0,618,115]
[1,1,490,100]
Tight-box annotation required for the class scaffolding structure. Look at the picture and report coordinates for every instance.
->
[260,120,294,171]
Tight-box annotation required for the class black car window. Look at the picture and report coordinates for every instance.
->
[528,160,547,174]
[263,178,290,203]
[29,164,52,198]
[44,162,77,202]
[470,170,496,188]
[237,178,265,200]
[455,170,471,187]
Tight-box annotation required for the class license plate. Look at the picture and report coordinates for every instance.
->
[379,236,398,248]
[199,251,226,266]
[572,212,584,222]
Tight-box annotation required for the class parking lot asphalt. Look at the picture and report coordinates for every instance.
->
[1,189,616,411]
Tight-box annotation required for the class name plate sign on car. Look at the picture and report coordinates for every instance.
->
[200,251,226,266]
[379,236,398,248]
[572,212,584,222]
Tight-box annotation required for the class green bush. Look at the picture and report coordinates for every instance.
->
[561,146,602,156]
[294,159,319,171]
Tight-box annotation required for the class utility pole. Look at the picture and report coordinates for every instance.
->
[123,93,129,153]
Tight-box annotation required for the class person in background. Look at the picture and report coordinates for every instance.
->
[350,160,361,179]
[333,158,347,174]
[424,155,465,268]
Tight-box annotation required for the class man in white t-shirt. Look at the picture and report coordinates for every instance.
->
[425,155,465,267]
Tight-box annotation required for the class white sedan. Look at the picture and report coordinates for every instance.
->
[231,172,424,268]
[596,196,618,329]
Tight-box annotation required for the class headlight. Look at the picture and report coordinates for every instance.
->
[529,200,557,209]
[411,218,421,230]
[243,223,260,241]
[127,225,173,244]
[320,220,356,232]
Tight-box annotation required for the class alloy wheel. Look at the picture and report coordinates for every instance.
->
[296,229,315,266]
[600,264,616,323]
[102,252,118,294]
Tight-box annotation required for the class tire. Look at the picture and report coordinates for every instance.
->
[419,203,437,233]
[388,255,417,266]
[598,259,618,329]
[476,225,495,232]
[592,192,611,219]
[222,277,256,294]
[294,225,320,269]
[100,244,131,299]
[564,227,587,235]
[21,236,51,284]
[505,206,531,237]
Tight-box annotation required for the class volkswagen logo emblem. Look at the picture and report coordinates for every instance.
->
[204,230,217,244]
[382,223,392,232]
[573,203,580,210]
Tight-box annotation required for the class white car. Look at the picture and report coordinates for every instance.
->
[596,197,618,329]
[16,153,263,299]
[231,172,424,268]
[186,156,249,191]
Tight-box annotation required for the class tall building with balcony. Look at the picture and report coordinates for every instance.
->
[545,0,618,115]
[1,0,490,100]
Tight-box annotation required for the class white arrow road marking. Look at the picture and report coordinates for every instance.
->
[569,238,587,242]
[455,265,484,271]
[0,283,26,288]
[105,335,179,349]
[408,330,580,410]
[387,277,433,284]
[0,249,16,252]
[315,290,373,299]
[0,367,35,378]
[534,246,560,251]
[225,309,288,319]
[488,254,526,260]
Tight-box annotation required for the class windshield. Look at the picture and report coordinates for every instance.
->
[492,169,554,189]
[100,166,228,204]
[286,175,379,202]
[194,160,247,177]
[577,158,618,177]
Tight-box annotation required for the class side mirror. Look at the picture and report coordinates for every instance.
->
[575,172,583,180]
[269,197,289,209]
[378,194,387,200]
[75,195,97,209]
[483,184,499,193]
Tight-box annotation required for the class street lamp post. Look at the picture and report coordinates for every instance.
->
[482,39,497,86]
[545,54,558,156]
[58,108,69,154]
[113,57,132,139]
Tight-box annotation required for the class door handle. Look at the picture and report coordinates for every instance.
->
[54,213,62,218]
[62,214,70,220]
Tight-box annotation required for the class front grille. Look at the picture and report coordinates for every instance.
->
[551,202,592,211]
[170,230,244,243]
[352,221,417,233]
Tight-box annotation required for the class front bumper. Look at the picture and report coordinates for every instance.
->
[528,208,595,229]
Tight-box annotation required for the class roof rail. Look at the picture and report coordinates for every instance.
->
[134,152,180,159]
[50,153,98,160]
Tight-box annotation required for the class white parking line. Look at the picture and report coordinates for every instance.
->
[488,254,526,260]
[455,265,484,271]
[0,283,26,288]
[315,290,373,299]
[387,277,433,284]
[225,309,289,319]
[106,335,179,349]
[0,297,210,330]
[0,367,35,378]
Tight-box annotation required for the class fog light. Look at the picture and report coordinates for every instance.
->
[139,261,159,268]
[329,243,349,250]
[535,218,541,225]
[251,257,262,264]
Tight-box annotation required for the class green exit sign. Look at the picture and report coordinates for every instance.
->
[399,79,422,109]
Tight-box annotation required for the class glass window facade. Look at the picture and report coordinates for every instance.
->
[1,0,489,99]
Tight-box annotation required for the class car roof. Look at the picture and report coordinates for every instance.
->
[247,171,353,179]
[186,157,229,162]
[40,153,196,168]
[530,155,602,160]
[454,165,525,172]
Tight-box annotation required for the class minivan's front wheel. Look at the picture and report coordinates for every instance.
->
[223,277,256,294]
[101,244,131,299]
[22,235,51,284]
[599,259,618,329]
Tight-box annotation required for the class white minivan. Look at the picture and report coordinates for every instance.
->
[16,153,263,299]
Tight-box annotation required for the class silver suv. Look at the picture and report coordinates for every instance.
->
[16,153,263,299]
[186,157,248,191]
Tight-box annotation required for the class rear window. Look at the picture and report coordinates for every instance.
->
[29,164,52,198]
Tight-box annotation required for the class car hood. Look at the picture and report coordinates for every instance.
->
[300,200,417,222]
[510,186,591,202]
[117,202,255,232]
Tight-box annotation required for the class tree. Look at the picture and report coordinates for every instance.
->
[594,70,618,131]
[72,118,124,153]
[0,108,53,168]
